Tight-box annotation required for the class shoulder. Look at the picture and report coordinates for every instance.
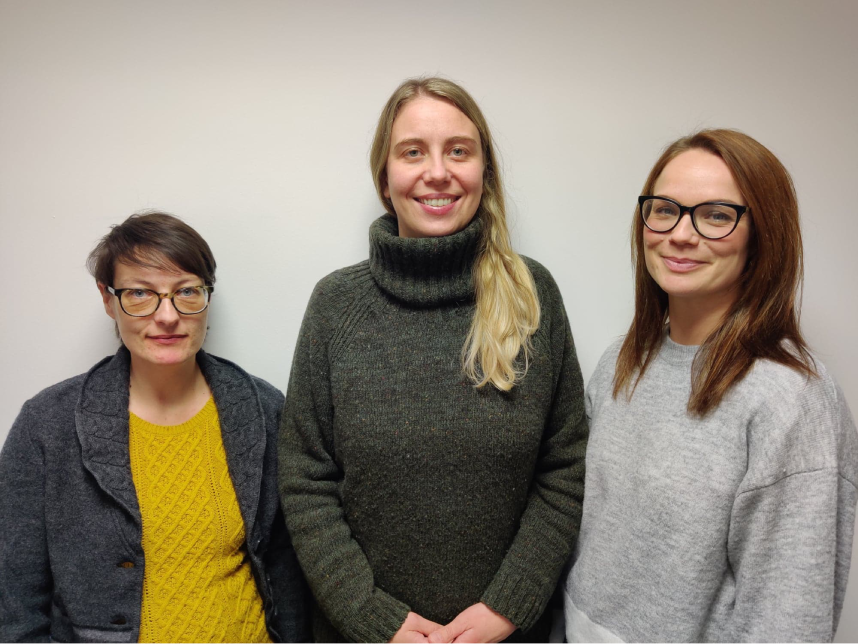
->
[310,260,375,308]
[25,350,124,418]
[586,337,625,399]
[743,354,839,419]
[296,261,384,356]
[740,355,858,489]
[521,255,562,302]
[521,255,568,329]
[199,352,285,409]
[11,353,118,443]
[17,374,86,432]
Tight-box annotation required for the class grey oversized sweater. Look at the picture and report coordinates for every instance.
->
[278,215,587,642]
[565,335,858,642]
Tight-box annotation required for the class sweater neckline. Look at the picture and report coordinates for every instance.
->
[368,214,482,306]
[659,330,700,366]
[129,396,216,435]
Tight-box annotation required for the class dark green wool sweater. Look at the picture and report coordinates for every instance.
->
[279,215,587,643]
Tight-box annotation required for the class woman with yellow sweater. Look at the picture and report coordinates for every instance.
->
[0,212,309,642]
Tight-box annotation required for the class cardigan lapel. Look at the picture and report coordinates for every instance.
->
[74,347,266,535]
[197,350,266,540]
[75,347,140,519]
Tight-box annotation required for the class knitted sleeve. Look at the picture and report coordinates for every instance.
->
[726,373,858,642]
[0,401,52,642]
[481,261,588,631]
[278,274,410,643]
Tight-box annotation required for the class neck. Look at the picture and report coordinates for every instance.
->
[667,291,736,346]
[128,354,209,422]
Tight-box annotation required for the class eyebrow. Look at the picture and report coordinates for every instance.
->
[115,278,200,289]
[653,195,744,206]
[392,136,479,151]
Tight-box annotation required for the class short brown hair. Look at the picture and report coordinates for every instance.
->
[87,211,216,287]
[614,129,815,415]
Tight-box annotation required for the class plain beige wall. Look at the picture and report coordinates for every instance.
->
[1,0,856,639]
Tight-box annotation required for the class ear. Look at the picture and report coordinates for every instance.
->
[383,183,390,199]
[97,283,117,321]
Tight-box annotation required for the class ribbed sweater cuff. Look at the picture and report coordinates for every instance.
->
[343,590,410,643]
[481,569,547,633]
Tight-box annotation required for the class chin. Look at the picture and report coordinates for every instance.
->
[416,217,469,238]
[145,348,199,367]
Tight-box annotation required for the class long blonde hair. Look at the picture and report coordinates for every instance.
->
[614,129,816,414]
[370,77,540,391]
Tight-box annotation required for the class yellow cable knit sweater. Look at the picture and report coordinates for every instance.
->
[129,398,272,643]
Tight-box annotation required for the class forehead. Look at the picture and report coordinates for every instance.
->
[113,255,199,286]
[391,95,479,141]
[654,149,745,205]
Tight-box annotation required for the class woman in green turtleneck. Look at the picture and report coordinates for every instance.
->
[278,77,587,644]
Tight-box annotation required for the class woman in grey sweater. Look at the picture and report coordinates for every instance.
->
[565,129,858,642]
[279,77,588,643]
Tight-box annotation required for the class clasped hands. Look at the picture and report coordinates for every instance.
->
[390,602,516,643]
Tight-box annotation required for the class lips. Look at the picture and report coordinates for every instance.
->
[662,256,704,272]
[415,194,460,216]
[148,334,186,345]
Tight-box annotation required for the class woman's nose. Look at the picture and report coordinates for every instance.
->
[669,212,699,245]
[424,156,450,184]
[153,296,181,324]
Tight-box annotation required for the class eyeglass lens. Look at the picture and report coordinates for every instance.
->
[120,287,209,316]
[641,198,739,239]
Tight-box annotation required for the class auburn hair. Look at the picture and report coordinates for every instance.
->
[370,77,540,391]
[613,129,816,415]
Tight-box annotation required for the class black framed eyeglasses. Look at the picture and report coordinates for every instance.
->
[639,196,748,240]
[106,285,214,317]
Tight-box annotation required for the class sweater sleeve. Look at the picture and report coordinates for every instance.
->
[726,377,858,642]
[0,402,52,642]
[278,280,410,643]
[481,267,588,632]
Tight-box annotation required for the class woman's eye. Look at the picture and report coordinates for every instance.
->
[129,289,150,299]
[701,209,736,224]
[450,147,466,157]
[176,287,197,297]
[405,149,421,158]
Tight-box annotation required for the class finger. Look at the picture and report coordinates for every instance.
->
[414,616,444,636]
[450,629,480,644]
[428,618,468,644]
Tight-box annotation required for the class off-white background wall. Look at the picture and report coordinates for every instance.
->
[1,0,856,639]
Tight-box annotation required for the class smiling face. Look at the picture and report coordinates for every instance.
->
[99,258,209,370]
[644,149,751,312]
[383,95,484,238]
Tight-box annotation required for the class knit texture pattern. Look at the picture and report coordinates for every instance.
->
[130,398,271,643]
[566,335,858,642]
[279,215,588,642]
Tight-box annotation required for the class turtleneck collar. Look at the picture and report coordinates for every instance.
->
[368,214,482,307]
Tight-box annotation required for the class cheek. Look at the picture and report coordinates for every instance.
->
[464,165,484,196]
[712,236,750,273]
[642,230,662,260]
[192,314,209,341]
[114,318,138,345]
[384,163,412,201]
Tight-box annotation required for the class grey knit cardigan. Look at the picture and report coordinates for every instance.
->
[0,347,309,643]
